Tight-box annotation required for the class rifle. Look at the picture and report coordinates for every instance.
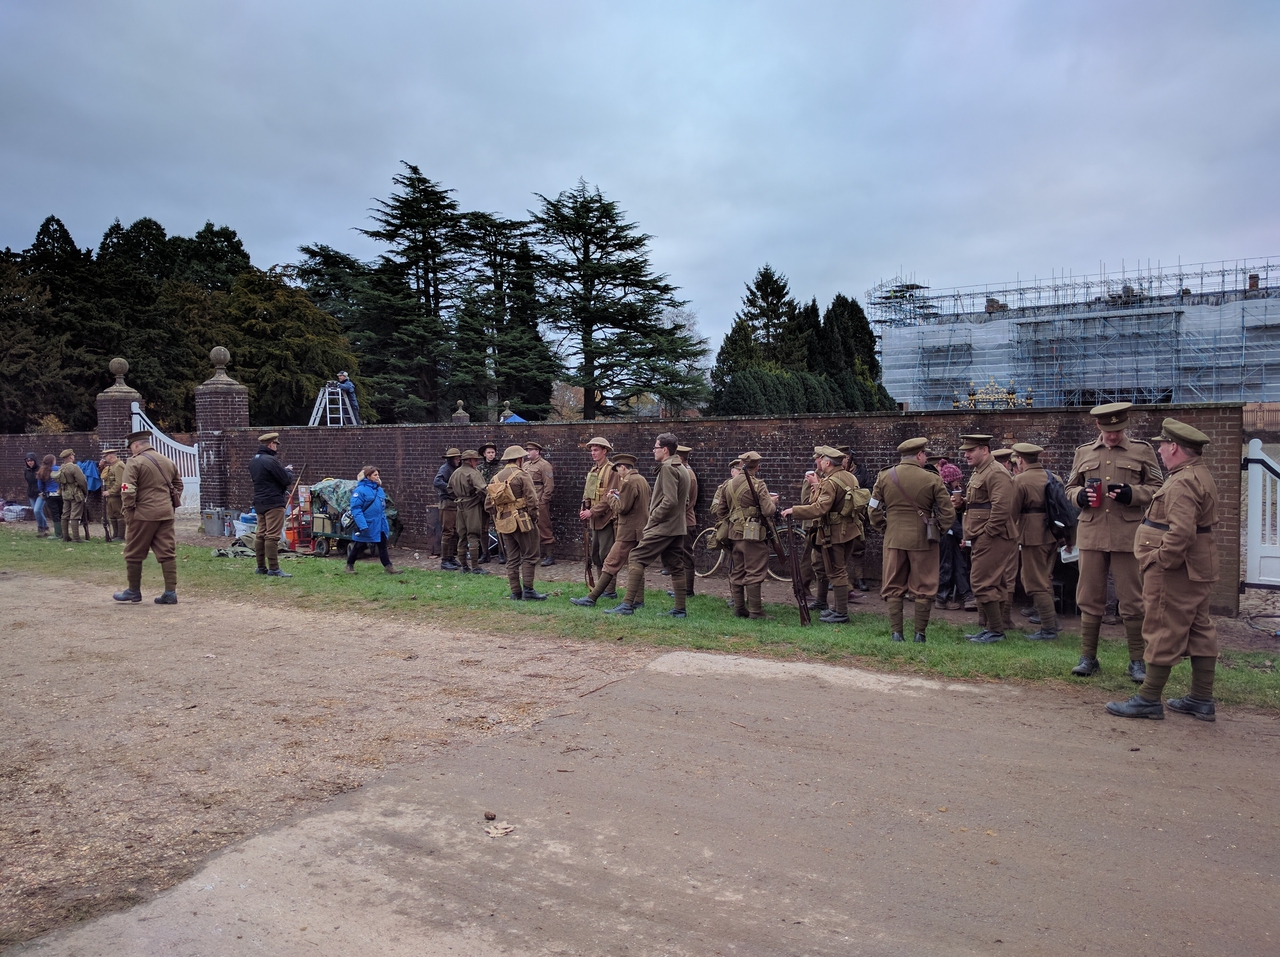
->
[786,516,811,626]
[582,510,596,590]
[743,470,809,626]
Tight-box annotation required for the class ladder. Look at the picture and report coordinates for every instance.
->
[308,382,359,427]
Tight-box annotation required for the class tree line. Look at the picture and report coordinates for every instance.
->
[0,164,894,434]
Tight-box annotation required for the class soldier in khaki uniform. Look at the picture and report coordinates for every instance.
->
[840,447,871,593]
[448,450,490,574]
[865,437,955,641]
[524,441,556,565]
[675,446,699,597]
[485,445,545,601]
[989,447,1020,631]
[572,453,651,607]
[100,450,126,542]
[713,450,777,619]
[607,432,689,617]
[1107,419,1219,721]
[954,434,1018,643]
[794,463,822,603]
[579,437,618,582]
[113,429,183,604]
[1011,442,1062,640]
[56,449,88,542]
[1065,402,1164,681]
[785,445,874,625]
[435,447,462,570]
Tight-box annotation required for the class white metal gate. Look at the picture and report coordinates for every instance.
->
[130,402,200,511]
[1244,438,1280,589]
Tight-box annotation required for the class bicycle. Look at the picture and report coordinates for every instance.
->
[693,524,809,582]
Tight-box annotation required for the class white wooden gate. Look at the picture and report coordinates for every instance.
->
[1244,438,1280,589]
[130,402,200,511]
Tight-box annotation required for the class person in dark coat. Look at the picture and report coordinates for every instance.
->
[336,371,360,425]
[24,452,48,537]
[347,467,396,574]
[248,432,294,578]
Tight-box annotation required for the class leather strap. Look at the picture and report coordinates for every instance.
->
[1142,518,1212,533]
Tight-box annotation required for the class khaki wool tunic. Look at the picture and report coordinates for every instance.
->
[601,470,652,576]
[120,445,182,563]
[583,460,619,531]
[869,459,954,601]
[712,471,776,586]
[447,463,489,538]
[963,456,1018,604]
[1012,463,1060,596]
[1135,457,1219,666]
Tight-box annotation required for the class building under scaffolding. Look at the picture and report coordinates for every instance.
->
[868,258,1280,409]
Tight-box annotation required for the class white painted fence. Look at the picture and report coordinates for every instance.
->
[131,402,200,511]
[1244,438,1280,589]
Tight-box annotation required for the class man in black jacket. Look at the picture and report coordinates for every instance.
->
[248,432,294,578]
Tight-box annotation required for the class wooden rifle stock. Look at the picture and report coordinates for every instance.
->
[744,471,809,626]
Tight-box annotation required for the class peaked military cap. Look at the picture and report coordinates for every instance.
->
[258,432,280,444]
[1151,418,1209,452]
[958,434,993,450]
[992,448,1013,461]
[729,458,743,469]
[738,450,763,464]
[612,452,638,467]
[460,449,480,460]
[814,445,844,460]
[586,436,613,451]
[125,430,152,446]
[442,447,462,458]
[100,448,119,457]
[676,445,693,454]
[59,448,75,459]
[1011,442,1044,456]
[897,437,928,455]
[501,444,528,462]
[1090,401,1132,427]
[524,440,544,451]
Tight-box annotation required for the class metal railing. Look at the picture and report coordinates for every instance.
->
[130,402,201,511]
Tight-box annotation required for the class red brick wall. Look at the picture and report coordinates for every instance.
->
[201,404,1242,615]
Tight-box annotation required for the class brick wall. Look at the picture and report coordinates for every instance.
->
[0,404,1243,616]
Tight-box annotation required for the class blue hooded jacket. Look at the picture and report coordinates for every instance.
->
[349,477,390,543]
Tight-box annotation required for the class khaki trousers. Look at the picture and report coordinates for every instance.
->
[1076,549,1143,619]
[1141,563,1217,666]
[969,535,1018,604]
[256,507,286,570]
[880,545,940,600]
[728,539,770,586]
[124,518,176,563]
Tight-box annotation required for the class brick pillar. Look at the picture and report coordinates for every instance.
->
[194,346,250,509]
[95,357,142,453]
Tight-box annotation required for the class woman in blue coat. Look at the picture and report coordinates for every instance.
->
[346,467,397,573]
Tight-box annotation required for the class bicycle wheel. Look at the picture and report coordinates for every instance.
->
[766,526,808,582]
[692,527,725,578]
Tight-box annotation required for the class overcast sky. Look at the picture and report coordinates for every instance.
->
[3,0,1278,348]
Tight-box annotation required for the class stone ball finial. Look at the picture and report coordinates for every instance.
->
[109,357,128,381]
[210,346,231,368]
[503,400,512,411]
[456,399,465,411]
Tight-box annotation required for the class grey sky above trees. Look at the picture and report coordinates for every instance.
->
[2,0,1278,349]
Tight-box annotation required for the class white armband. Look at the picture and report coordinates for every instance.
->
[868,497,880,510]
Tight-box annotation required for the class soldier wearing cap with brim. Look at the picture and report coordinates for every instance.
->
[837,445,872,593]
[606,432,690,617]
[988,447,1020,630]
[1065,401,1164,680]
[709,457,745,596]
[112,429,183,605]
[792,452,824,606]
[572,453,651,607]
[100,448,126,542]
[714,450,777,619]
[248,432,294,578]
[486,445,545,600]
[784,445,873,625]
[523,441,556,565]
[954,434,1018,643]
[448,450,490,574]
[579,436,619,585]
[55,448,89,542]
[477,441,501,563]
[1011,442,1063,640]
[1106,419,1220,721]
[435,447,464,570]
[865,438,954,640]
[673,445,700,598]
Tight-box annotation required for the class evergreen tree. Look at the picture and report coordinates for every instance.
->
[533,181,707,420]
[821,293,881,379]
[775,296,819,372]
[0,260,73,433]
[499,240,558,418]
[735,264,797,365]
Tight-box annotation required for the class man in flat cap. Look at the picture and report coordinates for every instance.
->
[56,449,88,542]
[572,453,651,607]
[248,432,294,577]
[866,438,954,640]
[784,446,872,625]
[607,432,690,617]
[435,447,463,570]
[1107,419,1219,720]
[113,430,182,604]
[1065,402,1163,680]
[714,450,777,619]
[100,449,126,542]
[524,441,556,565]
[1011,442,1063,640]
[448,450,490,574]
[954,434,1018,643]
[486,445,545,600]
[579,437,619,584]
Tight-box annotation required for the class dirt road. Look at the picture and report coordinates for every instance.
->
[6,568,1279,956]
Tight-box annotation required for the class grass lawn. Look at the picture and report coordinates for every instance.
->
[3,523,1277,710]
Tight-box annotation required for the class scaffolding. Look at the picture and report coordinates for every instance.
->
[870,257,1280,409]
